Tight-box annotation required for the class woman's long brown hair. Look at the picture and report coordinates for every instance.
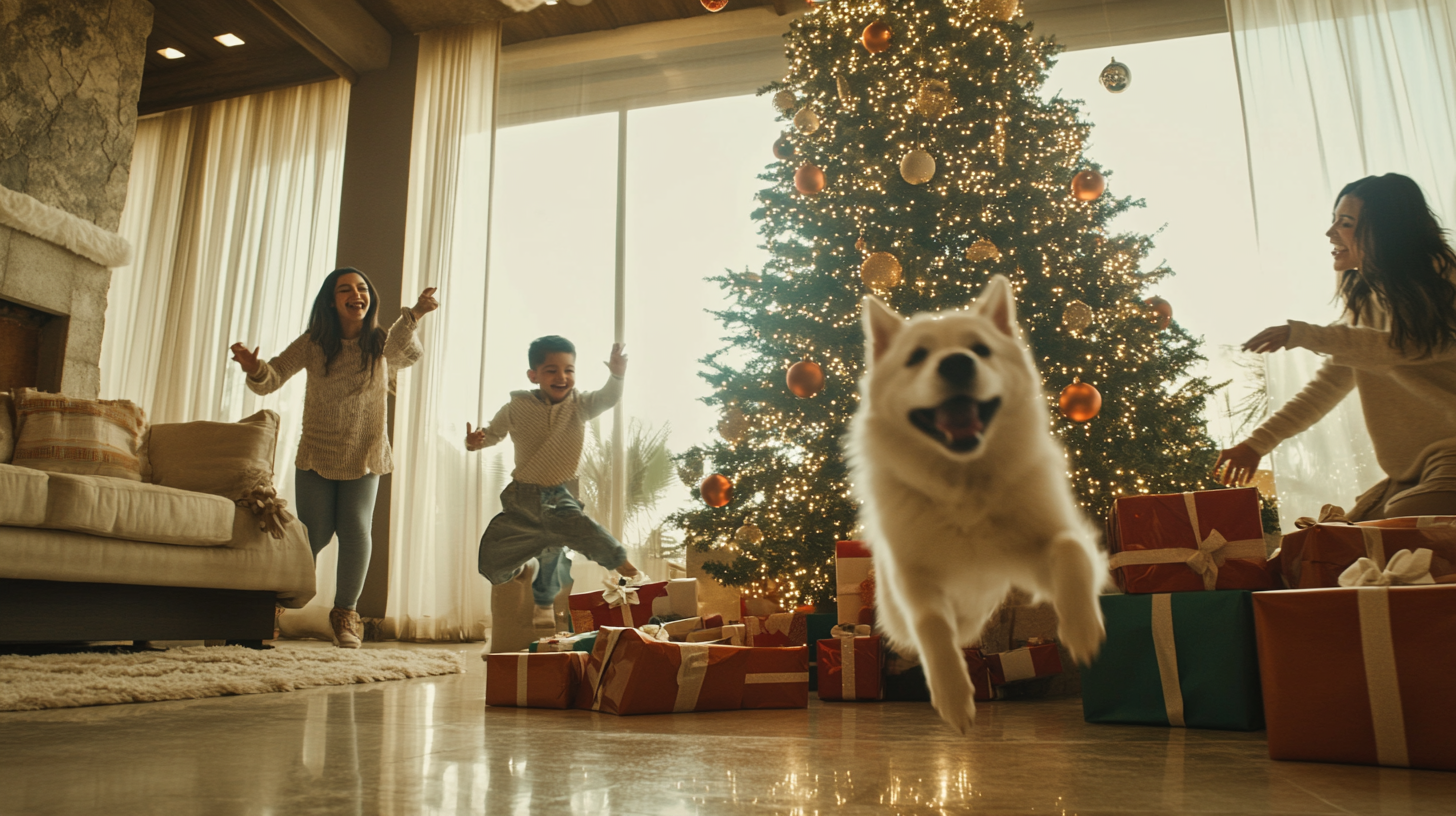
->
[307,267,387,377]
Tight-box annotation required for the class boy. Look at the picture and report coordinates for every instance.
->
[468,335,641,627]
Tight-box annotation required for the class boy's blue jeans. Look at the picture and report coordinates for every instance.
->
[477,481,628,607]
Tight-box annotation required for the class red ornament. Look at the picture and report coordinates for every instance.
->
[1145,296,1173,330]
[862,21,893,54]
[1071,169,1105,201]
[794,162,826,196]
[700,473,733,508]
[786,360,825,398]
[1058,380,1102,423]
[795,604,816,614]
[701,0,729,12]
[772,134,794,161]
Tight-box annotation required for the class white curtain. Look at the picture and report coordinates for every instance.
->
[1227,0,1456,526]
[385,22,502,642]
[103,79,351,600]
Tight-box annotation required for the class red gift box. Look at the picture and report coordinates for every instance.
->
[578,627,808,714]
[485,651,589,709]
[817,629,883,701]
[836,540,873,623]
[1107,488,1273,593]
[744,610,808,647]
[984,641,1063,686]
[569,578,700,632]
[1254,585,1456,770]
[1275,517,1456,589]
[964,648,995,701]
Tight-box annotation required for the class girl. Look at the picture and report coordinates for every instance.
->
[230,268,438,647]
[1216,173,1456,520]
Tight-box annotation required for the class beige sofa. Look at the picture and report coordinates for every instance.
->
[0,404,316,644]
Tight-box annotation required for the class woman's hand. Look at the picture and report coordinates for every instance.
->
[606,342,628,377]
[465,422,486,452]
[410,287,439,321]
[229,343,261,376]
[1213,442,1263,486]
[1242,325,1291,353]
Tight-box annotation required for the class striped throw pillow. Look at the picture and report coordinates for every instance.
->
[10,388,147,481]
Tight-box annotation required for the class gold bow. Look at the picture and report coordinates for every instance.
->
[1295,504,1350,529]
[236,482,295,540]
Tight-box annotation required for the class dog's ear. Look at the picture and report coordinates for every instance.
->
[976,275,1019,338]
[862,295,903,364]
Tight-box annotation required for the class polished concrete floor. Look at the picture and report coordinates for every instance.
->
[1,641,1453,815]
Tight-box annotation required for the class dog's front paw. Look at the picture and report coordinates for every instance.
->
[932,691,978,735]
[1057,613,1106,666]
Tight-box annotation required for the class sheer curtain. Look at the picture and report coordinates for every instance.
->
[1227,0,1456,525]
[385,22,502,642]
[102,79,351,600]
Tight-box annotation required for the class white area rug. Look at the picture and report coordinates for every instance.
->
[0,646,466,711]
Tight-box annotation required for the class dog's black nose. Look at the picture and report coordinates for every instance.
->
[937,353,976,387]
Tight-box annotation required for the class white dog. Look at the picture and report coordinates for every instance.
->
[845,275,1107,733]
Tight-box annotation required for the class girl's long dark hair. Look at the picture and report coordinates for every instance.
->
[308,267,387,377]
[1336,174,1456,358]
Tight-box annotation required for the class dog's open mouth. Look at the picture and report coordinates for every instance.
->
[910,395,1001,452]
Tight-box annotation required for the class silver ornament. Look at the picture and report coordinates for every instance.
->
[793,107,821,135]
[1062,300,1094,333]
[899,149,936,185]
[1100,58,1131,93]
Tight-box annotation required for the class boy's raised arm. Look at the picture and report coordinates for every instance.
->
[581,343,626,420]
[466,402,512,451]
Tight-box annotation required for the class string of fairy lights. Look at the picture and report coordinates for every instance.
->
[664,0,1222,607]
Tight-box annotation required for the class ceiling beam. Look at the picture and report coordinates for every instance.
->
[245,0,394,82]
[771,0,789,16]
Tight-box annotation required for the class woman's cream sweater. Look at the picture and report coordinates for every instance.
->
[246,308,423,480]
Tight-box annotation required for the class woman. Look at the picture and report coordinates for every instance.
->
[230,268,439,647]
[1215,173,1456,520]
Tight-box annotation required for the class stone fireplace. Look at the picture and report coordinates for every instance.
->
[0,298,67,393]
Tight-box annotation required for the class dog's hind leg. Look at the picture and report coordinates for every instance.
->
[1046,531,1106,666]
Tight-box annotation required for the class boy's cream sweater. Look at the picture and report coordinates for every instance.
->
[474,375,624,487]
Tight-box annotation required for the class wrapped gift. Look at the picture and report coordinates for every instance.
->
[1107,488,1273,593]
[884,647,994,702]
[529,631,598,653]
[1082,591,1263,730]
[1255,567,1456,770]
[984,641,1062,687]
[816,625,883,701]
[685,624,746,645]
[485,651,589,709]
[744,610,808,647]
[578,627,808,714]
[835,540,874,622]
[1275,516,1456,589]
[569,577,698,632]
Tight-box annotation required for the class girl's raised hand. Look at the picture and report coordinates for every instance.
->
[411,287,439,320]
[1242,325,1291,354]
[229,342,261,375]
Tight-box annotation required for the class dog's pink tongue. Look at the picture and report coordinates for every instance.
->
[936,399,982,441]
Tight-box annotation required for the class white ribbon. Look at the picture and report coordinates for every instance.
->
[516,654,529,707]
[1356,587,1411,767]
[600,574,645,623]
[1150,594,1186,727]
[637,624,674,642]
[674,643,713,713]
[997,647,1038,683]
[1107,492,1266,590]
[838,635,858,700]
[831,624,871,638]
[745,672,810,684]
[1360,528,1387,570]
[1339,548,1435,588]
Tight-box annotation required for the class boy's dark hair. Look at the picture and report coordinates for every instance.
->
[528,335,576,368]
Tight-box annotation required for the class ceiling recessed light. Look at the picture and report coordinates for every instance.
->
[157,47,185,59]
[214,33,245,47]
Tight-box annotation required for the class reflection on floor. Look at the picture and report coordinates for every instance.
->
[1,641,1452,815]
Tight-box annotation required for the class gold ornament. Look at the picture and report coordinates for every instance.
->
[772,89,796,113]
[718,406,750,442]
[854,236,867,252]
[1058,380,1102,423]
[786,360,825,399]
[1145,296,1173,330]
[979,0,1020,21]
[734,522,764,546]
[860,251,903,289]
[700,474,733,508]
[1062,300,1094,332]
[913,79,953,118]
[899,149,936,185]
[772,134,794,160]
[862,21,892,54]
[794,162,826,195]
[965,237,1001,262]
[793,107,821,135]
[1071,169,1105,201]
[1100,58,1132,94]
[836,75,853,107]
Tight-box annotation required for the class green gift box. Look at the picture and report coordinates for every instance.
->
[1082,590,1263,731]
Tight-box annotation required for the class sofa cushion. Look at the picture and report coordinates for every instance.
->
[41,472,234,546]
[0,392,15,462]
[0,462,48,526]
[148,410,280,498]
[11,388,147,481]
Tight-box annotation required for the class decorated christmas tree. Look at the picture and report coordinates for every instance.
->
[669,0,1219,607]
